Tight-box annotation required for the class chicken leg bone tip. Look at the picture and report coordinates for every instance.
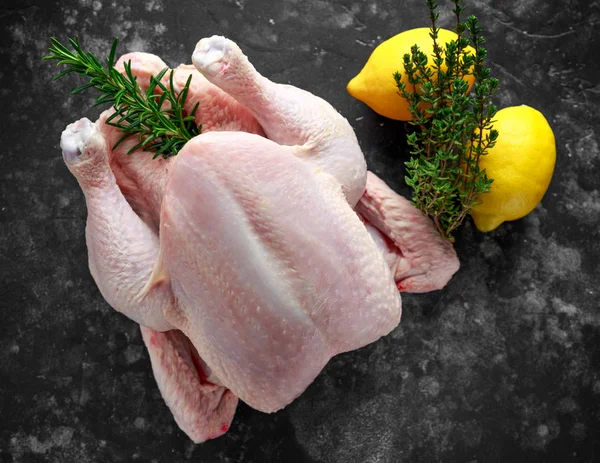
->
[192,36,232,75]
[60,117,95,162]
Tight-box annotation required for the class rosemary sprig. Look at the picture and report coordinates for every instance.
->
[43,36,201,159]
[394,0,499,241]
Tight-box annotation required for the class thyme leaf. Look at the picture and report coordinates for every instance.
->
[395,0,499,241]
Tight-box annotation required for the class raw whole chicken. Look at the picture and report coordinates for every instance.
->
[60,36,459,442]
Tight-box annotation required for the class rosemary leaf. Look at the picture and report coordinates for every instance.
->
[43,36,201,159]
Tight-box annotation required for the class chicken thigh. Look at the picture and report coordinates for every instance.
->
[60,36,458,442]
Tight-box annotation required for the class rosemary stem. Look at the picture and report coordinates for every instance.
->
[44,36,201,159]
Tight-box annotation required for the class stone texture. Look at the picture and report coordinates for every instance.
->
[1,0,599,461]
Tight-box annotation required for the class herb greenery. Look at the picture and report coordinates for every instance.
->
[43,37,201,159]
[394,0,499,240]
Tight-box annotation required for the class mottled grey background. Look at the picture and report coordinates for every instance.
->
[1,0,599,462]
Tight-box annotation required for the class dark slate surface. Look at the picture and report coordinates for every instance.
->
[1,0,599,461]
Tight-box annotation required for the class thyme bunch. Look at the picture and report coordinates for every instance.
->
[43,37,201,159]
[394,0,499,240]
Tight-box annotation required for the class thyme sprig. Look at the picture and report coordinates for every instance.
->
[43,36,201,159]
[394,0,499,241]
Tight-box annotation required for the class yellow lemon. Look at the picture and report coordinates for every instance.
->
[347,28,475,121]
[471,105,556,232]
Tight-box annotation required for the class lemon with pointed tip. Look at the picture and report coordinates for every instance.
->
[347,28,475,121]
[470,105,556,232]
